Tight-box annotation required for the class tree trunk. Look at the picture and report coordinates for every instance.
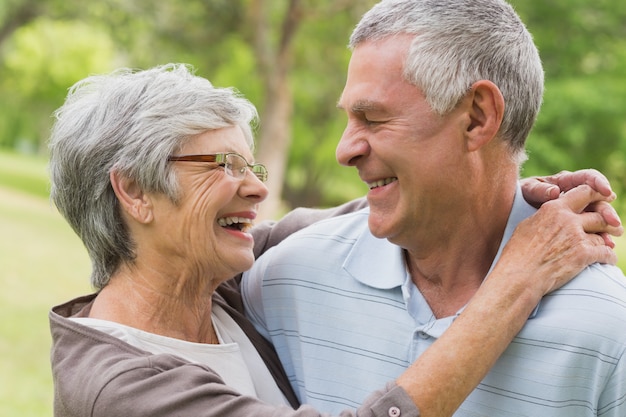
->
[250,0,303,220]
[0,0,42,46]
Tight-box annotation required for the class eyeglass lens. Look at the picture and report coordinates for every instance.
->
[224,153,268,182]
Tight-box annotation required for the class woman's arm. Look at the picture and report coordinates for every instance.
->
[396,185,621,417]
[74,186,619,417]
[252,197,368,258]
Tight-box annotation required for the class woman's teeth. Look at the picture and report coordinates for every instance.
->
[217,216,253,232]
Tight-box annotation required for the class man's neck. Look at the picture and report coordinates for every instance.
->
[405,184,517,318]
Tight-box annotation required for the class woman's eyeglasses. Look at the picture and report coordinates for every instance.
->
[167,153,268,183]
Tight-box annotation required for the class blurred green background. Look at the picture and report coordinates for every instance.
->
[1,0,625,415]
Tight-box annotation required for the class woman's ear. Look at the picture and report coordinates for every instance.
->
[109,171,154,224]
[464,80,505,152]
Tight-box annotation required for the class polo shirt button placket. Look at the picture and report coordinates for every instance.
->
[388,405,401,417]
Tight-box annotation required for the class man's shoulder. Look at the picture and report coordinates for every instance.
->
[568,263,626,293]
[538,263,626,332]
[247,206,405,292]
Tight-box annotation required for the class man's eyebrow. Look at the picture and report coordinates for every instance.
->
[336,99,380,113]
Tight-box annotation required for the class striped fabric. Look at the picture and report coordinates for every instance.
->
[243,188,626,416]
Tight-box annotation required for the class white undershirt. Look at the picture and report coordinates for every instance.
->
[71,304,289,406]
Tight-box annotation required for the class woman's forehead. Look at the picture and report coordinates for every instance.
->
[181,126,251,155]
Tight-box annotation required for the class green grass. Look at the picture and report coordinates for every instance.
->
[1,148,625,415]
[0,151,51,199]
[0,150,91,417]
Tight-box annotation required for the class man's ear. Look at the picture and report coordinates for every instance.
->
[464,80,505,152]
[109,171,154,224]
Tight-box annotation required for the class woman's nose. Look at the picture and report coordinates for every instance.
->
[241,170,269,203]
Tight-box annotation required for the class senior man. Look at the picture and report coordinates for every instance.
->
[243,0,626,416]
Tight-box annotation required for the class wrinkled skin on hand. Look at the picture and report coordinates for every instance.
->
[521,169,622,248]
[497,184,622,296]
[522,169,613,203]
[399,176,623,417]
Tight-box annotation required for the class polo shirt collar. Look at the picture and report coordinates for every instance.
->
[342,208,407,289]
[486,185,542,318]
[341,185,541,317]
[487,185,538,276]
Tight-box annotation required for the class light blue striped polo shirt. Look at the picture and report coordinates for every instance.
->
[243,187,626,416]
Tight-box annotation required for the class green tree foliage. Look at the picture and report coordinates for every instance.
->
[284,2,374,206]
[511,0,626,211]
[0,18,116,152]
[0,0,624,212]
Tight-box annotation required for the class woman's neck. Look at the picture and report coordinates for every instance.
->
[89,266,219,344]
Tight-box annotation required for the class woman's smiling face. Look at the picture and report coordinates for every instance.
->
[153,126,268,282]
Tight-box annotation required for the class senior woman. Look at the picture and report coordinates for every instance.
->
[48,64,621,417]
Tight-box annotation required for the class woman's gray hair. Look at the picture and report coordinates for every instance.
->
[350,0,544,164]
[48,63,258,289]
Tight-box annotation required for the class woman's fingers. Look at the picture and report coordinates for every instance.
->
[544,185,622,235]
[498,185,620,295]
[584,201,622,229]
[542,169,613,197]
[521,169,615,208]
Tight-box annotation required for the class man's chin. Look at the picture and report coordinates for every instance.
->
[367,213,392,240]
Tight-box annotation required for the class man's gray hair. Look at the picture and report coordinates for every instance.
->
[350,0,544,163]
[48,63,258,289]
